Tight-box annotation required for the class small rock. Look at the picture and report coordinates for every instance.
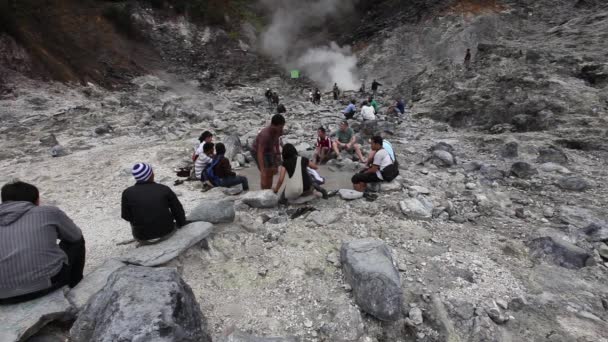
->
[400,197,434,221]
[510,162,538,179]
[241,190,279,208]
[543,206,554,218]
[338,189,364,200]
[500,141,519,158]
[431,150,454,167]
[40,134,59,147]
[50,145,69,157]
[94,124,113,135]
[537,146,568,165]
[465,182,476,190]
[409,307,423,325]
[557,176,590,192]
[598,243,608,260]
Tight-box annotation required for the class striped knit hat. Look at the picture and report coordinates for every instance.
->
[132,163,153,183]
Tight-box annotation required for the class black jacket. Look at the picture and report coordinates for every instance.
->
[121,182,186,241]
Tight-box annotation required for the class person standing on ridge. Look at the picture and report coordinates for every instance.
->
[252,114,286,190]
[464,48,471,68]
[313,88,321,104]
[265,88,273,105]
[333,83,340,100]
[371,79,382,97]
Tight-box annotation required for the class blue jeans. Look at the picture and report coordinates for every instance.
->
[218,176,249,191]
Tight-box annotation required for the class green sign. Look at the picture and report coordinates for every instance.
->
[290,70,300,79]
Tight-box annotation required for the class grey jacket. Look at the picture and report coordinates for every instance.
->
[0,201,82,299]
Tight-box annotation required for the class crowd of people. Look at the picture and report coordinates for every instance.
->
[0,80,405,305]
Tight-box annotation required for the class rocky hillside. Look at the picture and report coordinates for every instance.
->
[0,0,608,341]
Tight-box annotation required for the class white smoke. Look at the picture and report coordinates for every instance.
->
[260,0,360,90]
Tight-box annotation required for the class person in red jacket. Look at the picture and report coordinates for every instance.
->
[213,143,249,191]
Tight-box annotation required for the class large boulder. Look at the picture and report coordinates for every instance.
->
[70,266,211,342]
[67,259,125,310]
[120,222,213,266]
[340,239,403,321]
[241,190,279,208]
[223,134,243,161]
[0,288,72,342]
[527,235,593,269]
[187,199,235,223]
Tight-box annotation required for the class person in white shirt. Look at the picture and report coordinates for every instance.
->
[194,142,215,181]
[351,136,395,192]
[360,101,376,121]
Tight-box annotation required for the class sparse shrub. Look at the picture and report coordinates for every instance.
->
[102,3,142,40]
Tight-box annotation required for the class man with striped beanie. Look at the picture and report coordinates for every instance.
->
[121,163,186,242]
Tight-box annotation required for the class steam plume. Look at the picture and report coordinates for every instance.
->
[260,0,360,90]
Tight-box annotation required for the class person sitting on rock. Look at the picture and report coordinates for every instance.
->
[273,144,328,201]
[365,137,396,166]
[265,88,273,105]
[388,98,406,117]
[351,136,398,192]
[369,96,379,114]
[211,143,249,191]
[252,114,285,190]
[332,120,365,162]
[195,142,215,187]
[194,131,213,171]
[360,101,376,121]
[313,126,332,164]
[122,163,186,244]
[342,99,357,120]
[0,181,85,304]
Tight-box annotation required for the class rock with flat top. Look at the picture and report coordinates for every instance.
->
[70,266,211,342]
[241,190,279,208]
[120,222,213,266]
[187,199,235,223]
[338,189,363,200]
[340,238,403,321]
[528,235,592,269]
[219,331,298,342]
[0,288,72,342]
[67,259,125,310]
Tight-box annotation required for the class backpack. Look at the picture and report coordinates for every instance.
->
[380,148,399,182]
[202,157,222,186]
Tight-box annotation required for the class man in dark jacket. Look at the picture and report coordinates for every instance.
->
[0,181,85,304]
[371,79,382,96]
[121,163,186,242]
[213,143,249,190]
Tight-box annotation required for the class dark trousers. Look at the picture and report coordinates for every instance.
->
[0,238,86,305]
[344,111,355,120]
[219,176,249,191]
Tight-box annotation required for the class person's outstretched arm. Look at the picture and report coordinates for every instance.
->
[168,190,187,227]
[273,167,287,193]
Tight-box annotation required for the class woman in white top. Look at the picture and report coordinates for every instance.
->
[360,101,376,121]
